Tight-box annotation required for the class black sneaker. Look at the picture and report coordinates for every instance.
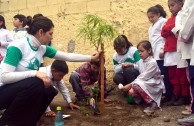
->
[163,94,180,106]
[174,96,191,106]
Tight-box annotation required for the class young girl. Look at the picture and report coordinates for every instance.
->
[123,40,165,114]
[161,0,190,106]
[113,35,140,86]
[0,15,14,61]
[147,5,171,103]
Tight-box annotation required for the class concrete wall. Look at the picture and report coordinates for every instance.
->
[0,0,169,82]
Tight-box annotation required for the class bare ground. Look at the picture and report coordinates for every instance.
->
[38,84,185,126]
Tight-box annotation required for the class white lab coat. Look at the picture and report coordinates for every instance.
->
[133,56,165,107]
[148,17,167,60]
[172,0,194,66]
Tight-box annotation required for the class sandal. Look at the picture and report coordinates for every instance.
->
[45,111,56,117]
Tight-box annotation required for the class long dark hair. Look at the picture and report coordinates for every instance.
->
[0,15,6,29]
[113,35,133,49]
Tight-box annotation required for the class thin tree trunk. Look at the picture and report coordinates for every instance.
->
[100,43,105,112]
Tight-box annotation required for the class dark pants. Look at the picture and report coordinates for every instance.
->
[0,77,57,126]
[69,72,85,99]
[157,60,173,98]
[113,67,139,86]
[187,60,194,113]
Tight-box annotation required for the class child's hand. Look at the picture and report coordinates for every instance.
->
[159,51,164,58]
[89,98,95,106]
[123,84,132,91]
[122,62,133,68]
[69,102,80,110]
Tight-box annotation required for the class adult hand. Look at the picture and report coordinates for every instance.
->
[69,102,80,110]
[91,50,102,62]
[123,84,132,92]
[36,71,51,88]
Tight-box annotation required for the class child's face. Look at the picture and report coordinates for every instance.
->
[13,18,23,28]
[114,46,126,55]
[51,69,66,82]
[147,12,160,24]
[138,45,151,60]
[168,0,182,15]
[91,64,99,73]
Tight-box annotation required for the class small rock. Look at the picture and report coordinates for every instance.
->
[163,117,170,122]
[115,106,123,110]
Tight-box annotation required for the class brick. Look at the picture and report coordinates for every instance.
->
[18,8,39,16]
[9,0,27,11]
[39,5,59,16]
[65,1,87,14]
[27,0,47,8]
[0,0,10,2]
[87,0,111,12]
[65,0,87,3]
[0,1,9,12]
[46,0,58,5]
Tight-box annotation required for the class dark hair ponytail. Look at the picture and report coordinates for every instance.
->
[26,16,33,27]
[147,4,167,18]
[27,16,54,35]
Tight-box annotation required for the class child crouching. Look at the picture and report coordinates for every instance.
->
[123,40,165,114]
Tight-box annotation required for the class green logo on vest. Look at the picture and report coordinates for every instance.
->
[27,58,40,70]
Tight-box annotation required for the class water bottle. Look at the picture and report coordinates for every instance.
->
[54,106,64,126]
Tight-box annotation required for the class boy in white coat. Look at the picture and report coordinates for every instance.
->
[39,60,80,116]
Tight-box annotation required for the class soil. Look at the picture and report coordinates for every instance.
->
[38,84,186,126]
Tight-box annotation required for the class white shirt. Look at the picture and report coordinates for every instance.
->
[0,28,14,57]
[39,65,72,112]
[133,56,165,107]
[148,17,167,60]
[11,30,27,40]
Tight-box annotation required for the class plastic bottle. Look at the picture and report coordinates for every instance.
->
[54,106,64,126]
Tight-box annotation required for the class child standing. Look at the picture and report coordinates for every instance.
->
[147,5,172,103]
[0,15,14,61]
[161,0,190,106]
[176,0,194,124]
[123,40,165,114]
[69,61,107,106]
[39,60,80,117]
[113,35,140,86]
[12,14,27,40]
